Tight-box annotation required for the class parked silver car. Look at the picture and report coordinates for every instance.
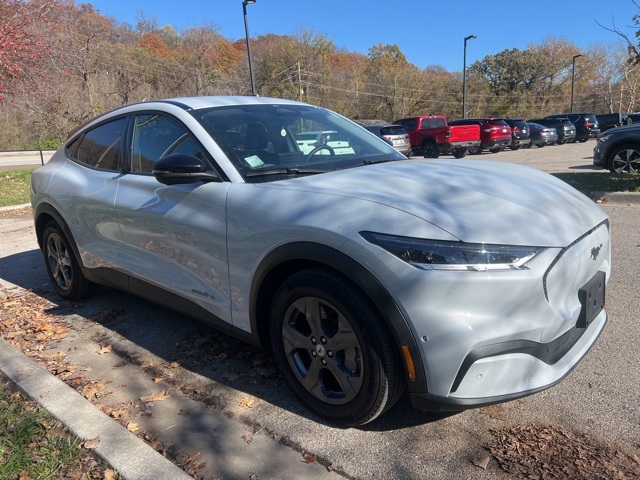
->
[31,96,610,426]
[363,124,412,156]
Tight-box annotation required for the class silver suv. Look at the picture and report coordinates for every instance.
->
[363,124,411,156]
[31,96,610,426]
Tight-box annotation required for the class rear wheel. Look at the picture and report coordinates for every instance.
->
[422,141,439,158]
[42,221,94,300]
[270,268,403,426]
[489,147,504,153]
[607,142,640,173]
[536,143,545,148]
[453,148,468,158]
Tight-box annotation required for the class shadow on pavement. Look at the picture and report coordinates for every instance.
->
[0,250,448,432]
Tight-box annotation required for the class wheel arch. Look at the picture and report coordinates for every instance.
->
[250,242,427,393]
[33,203,96,282]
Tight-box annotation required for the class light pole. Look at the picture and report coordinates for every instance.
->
[570,53,583,113]
[242,0,257,96]
[462,34,476,119]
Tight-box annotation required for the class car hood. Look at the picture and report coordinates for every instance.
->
[259,159,607,247]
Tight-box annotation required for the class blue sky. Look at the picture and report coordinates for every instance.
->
[87,0,639,72]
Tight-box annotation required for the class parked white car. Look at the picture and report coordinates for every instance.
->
[31,96,610,426]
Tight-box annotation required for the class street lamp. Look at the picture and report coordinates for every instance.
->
[462,34,476,119]
[242,0,257,96]
[570,53,583,113]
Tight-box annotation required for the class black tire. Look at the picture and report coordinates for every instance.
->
[557,139,566,145]
[509,145,520,151]
[452,148,467,159]
[536,143,545,148]
[270,268,403,426]
[42,221,94,300]
[607,142,640,173]
[422,141,439,158]
[577,136,589,143]
[489,147,503,153]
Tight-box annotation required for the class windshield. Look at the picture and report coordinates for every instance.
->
[190,104,406,182]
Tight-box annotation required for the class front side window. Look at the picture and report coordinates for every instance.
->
[66,118,125,171]
[130,114,207,173]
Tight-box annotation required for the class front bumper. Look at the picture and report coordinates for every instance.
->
[593,144,604,166]
[389,221,611,411]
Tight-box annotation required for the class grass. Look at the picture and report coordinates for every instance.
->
[553,172,640,193]
[0,375,118,479]
[0,169,638,209]
[0,169,34,207]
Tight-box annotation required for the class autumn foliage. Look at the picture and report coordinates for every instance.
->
[1,0,639,150]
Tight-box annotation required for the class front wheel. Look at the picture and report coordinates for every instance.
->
[42,221,94,300]
[270,269,403,426]
[607,142,640,173]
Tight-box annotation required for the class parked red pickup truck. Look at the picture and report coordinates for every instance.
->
[393,115,481,158]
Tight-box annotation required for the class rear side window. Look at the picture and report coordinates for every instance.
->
[380,126,407,136]
[488,119,508,127]
[66,118,125,171]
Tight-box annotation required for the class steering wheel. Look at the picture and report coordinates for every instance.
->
[304,144,335,162]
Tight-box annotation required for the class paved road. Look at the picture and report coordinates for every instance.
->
[1,140,638,479]
[0,150,54,171]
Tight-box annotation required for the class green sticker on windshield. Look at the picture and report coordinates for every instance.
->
[245,155,265,167]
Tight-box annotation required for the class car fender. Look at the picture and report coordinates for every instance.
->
[249,241,427,392]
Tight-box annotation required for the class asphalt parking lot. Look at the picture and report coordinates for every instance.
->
[1,140,639,479]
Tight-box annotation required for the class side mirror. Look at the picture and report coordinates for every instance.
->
[152,153,219,185]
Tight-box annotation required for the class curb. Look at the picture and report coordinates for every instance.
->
[0,337,192,480]
[0,203,30,212]
[588,191,640,205]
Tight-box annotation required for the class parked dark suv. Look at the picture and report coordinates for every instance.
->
[544,113,600,142]
[596,113,631,132]
[448,118,511,154]
[593,123,640,173]
[503,118,531,150]
[528,117,576,144]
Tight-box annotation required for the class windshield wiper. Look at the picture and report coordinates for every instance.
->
[245,167,328,178]
[363,158,396,165]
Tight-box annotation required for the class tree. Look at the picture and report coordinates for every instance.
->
[0,0,57,100]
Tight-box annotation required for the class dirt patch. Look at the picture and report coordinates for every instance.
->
[487,423,640,479]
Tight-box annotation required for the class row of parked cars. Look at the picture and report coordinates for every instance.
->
[361,113,602,159]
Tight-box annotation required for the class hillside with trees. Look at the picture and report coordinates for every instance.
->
[1,0,638,149]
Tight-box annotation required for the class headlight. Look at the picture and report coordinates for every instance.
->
[361,232,544,271]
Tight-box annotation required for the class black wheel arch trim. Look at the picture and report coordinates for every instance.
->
[249,241,427,393]
[34,203,90,275]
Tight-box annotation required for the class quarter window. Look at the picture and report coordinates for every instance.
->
[66,118,125,171]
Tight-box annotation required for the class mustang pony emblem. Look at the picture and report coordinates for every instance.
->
[590,243,603,261]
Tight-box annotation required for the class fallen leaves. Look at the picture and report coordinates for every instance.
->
[486,423,640,478]
[83,437,101,449]
[140,389,172,402]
